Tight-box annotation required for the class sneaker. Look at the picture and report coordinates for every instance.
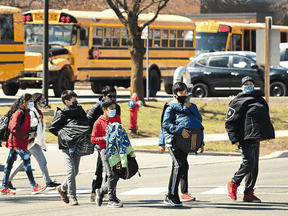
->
[107,199,123,208]
[0,187,16,195]
[164,194,183,207]
[69,198,79,206]
[90,192,96,202]
[103,194,109,202]
[180,193,196,202]
[31,184,46,195]
[227,181,238,201]
[7,181,16,191]
[46,181,61,190]
[95,189,103,206]
[243,189,261,203]
[57,186,69,203]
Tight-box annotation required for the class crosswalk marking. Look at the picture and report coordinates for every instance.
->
[119,187,167,195]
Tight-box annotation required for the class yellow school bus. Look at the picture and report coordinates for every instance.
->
[195,20,288,56]
[21,9,195,97]
[0,5,24,96]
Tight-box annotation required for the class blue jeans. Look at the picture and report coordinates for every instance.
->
[1,149,36,189]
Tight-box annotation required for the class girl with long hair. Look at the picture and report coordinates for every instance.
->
[7,93,60,191]
[0,93,46,195]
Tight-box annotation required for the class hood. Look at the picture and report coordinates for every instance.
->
[59,105,86,118]
[25,45,69,57]
[168,102,192,114]
[237,90,264,98]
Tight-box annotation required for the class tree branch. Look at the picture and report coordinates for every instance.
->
[106,0,128,26]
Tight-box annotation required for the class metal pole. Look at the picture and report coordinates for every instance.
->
[43,0,49,106]
[146,26,149,101]
[265,17,271,107]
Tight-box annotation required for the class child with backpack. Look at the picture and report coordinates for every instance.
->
[86,85,121,202]
[0,93,46,195]
[91,98,123,208]
[158,82,205,207]
[7,93,60,191]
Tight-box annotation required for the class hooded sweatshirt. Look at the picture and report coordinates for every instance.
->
[91,114,121,149]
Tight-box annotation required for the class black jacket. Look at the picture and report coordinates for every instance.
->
[225,90,275,144]
[49,105,92,150]
[86,96,121,127]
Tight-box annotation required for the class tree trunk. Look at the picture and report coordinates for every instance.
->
[128,32,146,104]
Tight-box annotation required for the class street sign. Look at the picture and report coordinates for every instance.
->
[141,26,148,39]
[93,47,99,59]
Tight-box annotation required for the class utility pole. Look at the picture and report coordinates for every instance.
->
[265,16,272,107]
[43,0,49,106]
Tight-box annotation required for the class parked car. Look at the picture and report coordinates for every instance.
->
[280,43,288,68]
[185,51,288,97]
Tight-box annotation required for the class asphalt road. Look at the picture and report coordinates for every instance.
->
[0,146,287,216]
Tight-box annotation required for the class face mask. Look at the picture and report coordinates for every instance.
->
[177,96,188,104]
[243,85,254,94]
[39,101,46,108]
[107,109,116,118]
[70,100,78,108]
[28,102,34,109]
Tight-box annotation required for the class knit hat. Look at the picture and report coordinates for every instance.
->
[241,76,255,86]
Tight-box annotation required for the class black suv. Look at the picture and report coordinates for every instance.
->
[186,51,288,97]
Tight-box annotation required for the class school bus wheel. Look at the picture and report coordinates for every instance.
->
[53,69,73,97]
[147,69,160,97]
[2,83,19,96]
[164,84,173,94]
[91,81,104,94]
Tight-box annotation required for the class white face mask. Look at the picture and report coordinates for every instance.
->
[242,85,254,94]
[28,102,34,109]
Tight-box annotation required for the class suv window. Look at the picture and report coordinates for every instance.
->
[209,57,229,68]
[232,56,254,69]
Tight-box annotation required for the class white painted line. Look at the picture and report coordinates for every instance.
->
[119,187,167,195]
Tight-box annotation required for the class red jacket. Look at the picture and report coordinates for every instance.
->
[6,106,31,150]
[91,114,121,149]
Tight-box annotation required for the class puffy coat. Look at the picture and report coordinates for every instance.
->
[162,102,204,144]
[49,105,92,150]
[29,107,46,150]
[225,90,275,144]
[91,114,121,149]
[6,106,31,150]
[86,96,121,127]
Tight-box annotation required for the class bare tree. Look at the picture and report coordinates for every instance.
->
[104,0,170,103]
[269,0,288,24]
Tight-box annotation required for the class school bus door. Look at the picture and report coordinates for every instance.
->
[77,26,90,81]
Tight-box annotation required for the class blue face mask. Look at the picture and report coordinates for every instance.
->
[28,102,34,109]
[40,101,46,108]
[107,109,116,118]
[243,85,254,94]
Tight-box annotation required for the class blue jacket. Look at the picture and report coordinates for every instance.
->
[159,102,204,146]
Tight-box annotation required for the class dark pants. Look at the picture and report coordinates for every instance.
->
[167,147,189,198]
[232,141,260,195]
[91,151,107,193]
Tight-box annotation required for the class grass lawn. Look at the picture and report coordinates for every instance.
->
[1,101,287,155]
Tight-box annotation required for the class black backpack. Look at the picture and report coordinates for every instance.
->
[0,109,25,143]
[114,155,140,180]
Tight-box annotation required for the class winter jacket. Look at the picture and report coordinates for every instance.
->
[104,122,136,167]
[86,96,121,127]
[49,105,92,150]
[28,107,46,150]
[225,90,275,144]
[91,114,121,149]
[6,106,31,150]
[161,102,204,145]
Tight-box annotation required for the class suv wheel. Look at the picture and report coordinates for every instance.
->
[270,82,286,97]
[192,83,210,98]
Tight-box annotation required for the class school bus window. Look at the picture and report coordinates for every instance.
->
[251,30,256,52]
[0,14,14,41]
[80,27,89,47]
[281,32,287,43]
[113,27,120,47]
[121,28,128,46]
[162,29,168,47]
[104,27,111,46]
[232,34,242,51]
[154,29,160,47]
[170,29,176,47]
[244,30,250,51]
[185,30,193,48]
[177,30,184,47]
[93,27,103,46]
[149,28,153,47]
